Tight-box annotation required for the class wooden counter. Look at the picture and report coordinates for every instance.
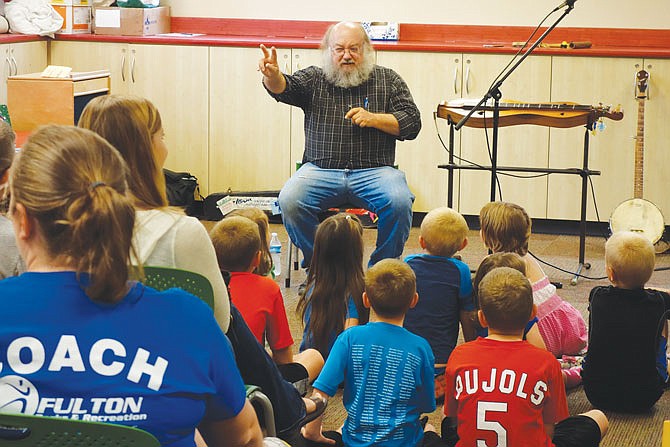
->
[47,19,670,59]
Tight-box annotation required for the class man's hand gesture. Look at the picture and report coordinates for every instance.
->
[258,44,286,94]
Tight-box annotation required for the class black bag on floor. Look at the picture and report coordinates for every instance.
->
[203,190,281,222]
[164,169,202,216]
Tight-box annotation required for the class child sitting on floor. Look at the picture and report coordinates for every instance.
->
[403,207,477,402]
[228,207,274,277]
[582,231,670,412]
[303,259,440,447]
[297,213,366,361]
[472,252,546,349]
[472,253,582,388]
[210,215,323,383]
[443,267,608,447]
[479,201,587,357]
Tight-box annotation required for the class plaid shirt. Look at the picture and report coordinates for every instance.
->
[268,65,421,169]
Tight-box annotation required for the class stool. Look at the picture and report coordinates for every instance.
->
[284,205,377,288]
[282,162,395,288]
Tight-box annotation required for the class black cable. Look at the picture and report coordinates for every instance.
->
[529,250,608,281]
[433,112,493,169]
[587,175,611,240]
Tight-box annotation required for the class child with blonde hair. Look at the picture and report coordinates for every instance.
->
[228,207,274,276]
[479,201,587,357]
[582,231,670,412]
[403,207,477,402]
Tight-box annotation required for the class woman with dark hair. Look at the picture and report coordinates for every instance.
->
[0,125,263,447]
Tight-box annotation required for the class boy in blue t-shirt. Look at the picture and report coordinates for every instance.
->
[403,207,477,401]
[302,259,439,447]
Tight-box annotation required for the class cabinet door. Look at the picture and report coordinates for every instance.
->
[129,44,210,195]
[0,45,14,104]
[549,56,639,221]
[0,42,47,104]
[375,51,463,212]
[458,54,552,218]
[209,46,292,193]
[11,41,47,76]
[289,48,322,169]
[49,41,129,95]
[640,59,670,223]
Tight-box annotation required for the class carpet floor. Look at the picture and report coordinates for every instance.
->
[247,221,670,446]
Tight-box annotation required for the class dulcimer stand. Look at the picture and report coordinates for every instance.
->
[438,110,600,286]
[444,0,592,284]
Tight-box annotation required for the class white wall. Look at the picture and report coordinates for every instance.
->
[161,0,669,29]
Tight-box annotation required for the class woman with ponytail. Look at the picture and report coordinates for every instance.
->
[0,125,263,447]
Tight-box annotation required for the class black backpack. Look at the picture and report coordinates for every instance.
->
[163,168,202,216]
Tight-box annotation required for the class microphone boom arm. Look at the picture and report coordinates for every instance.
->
[454,4,575,131]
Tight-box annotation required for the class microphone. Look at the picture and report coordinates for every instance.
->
[553,0,577,11]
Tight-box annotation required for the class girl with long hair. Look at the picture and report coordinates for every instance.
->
[297,213,367,359]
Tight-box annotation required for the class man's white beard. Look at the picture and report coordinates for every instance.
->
[323,51,375,88]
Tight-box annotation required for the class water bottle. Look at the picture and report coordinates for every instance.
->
[269,232,282,277]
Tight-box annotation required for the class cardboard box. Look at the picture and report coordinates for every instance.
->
[51,0,89,5]
[93,6,170,36]
[53,5,91,34]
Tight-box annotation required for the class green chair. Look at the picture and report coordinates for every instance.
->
[0,412,160,446]
[137,267,276,437]
[138,266,215,310]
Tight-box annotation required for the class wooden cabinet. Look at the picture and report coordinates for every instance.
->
[46,39,670,223]
[548,56,639,222]
[455,54,552,218]
[0,41,47,104]
[8,71,109,132]
[50,41,210,195]
[378,51,551,216]
[209,46,292,193]
[289,49,321,168]
[640,58,670,224]
[209,47,325,194]
[375,51,463,212]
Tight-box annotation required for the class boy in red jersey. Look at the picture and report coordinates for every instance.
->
[442,267,608,447]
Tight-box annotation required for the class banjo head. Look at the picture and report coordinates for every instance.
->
[610,198,665,243]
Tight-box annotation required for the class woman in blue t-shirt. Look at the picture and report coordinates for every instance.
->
[0,125,263,447]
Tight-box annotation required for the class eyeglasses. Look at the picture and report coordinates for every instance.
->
[330,46,362,56]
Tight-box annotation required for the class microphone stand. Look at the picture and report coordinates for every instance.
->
[454,0,576,202]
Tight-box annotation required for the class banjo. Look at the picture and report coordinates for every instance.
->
[610,69,665,244]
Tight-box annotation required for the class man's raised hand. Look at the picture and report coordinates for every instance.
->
[259,44,279,78]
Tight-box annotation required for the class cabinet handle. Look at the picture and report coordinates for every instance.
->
[9,48,17,76]
[130,49,136,83]
[453,66,459,94]
[465,66,472,95]
[120,50,126,82]
[4,57,10,78]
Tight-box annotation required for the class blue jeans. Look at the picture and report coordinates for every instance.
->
[278,163,414,268]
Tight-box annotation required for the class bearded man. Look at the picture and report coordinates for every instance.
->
[259,21,421,273]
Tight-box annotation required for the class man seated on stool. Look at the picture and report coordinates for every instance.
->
[259,21,421,273]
